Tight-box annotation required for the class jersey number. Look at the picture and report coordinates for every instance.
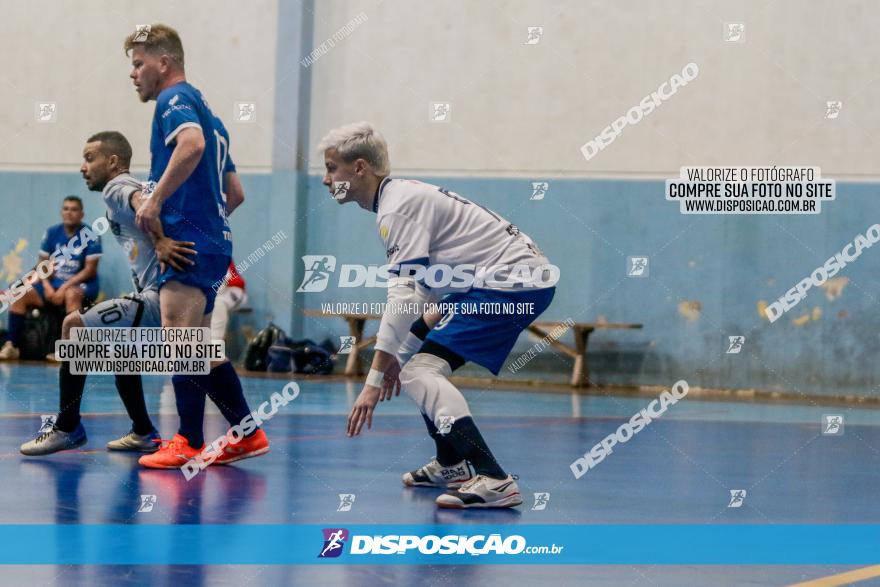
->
[437,187,501,221]
[214,130,229,204]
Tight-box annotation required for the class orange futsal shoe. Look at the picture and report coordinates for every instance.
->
[213,429,270,465]
[138,433,203,469]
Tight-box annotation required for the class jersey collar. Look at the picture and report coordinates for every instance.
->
[373,177,391,213]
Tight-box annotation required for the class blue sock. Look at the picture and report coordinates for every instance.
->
[172,374,207,448]
[8,312,24,347]
[208,362,256,435]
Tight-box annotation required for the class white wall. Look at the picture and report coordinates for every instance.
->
[0,0,278,171]
[307,0,879,179]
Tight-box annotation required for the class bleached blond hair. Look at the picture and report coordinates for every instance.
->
[317,121,390,175]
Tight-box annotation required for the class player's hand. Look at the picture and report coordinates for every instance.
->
[135,199,163,236]
[379,358,402,402]
[48,286,65,305]
[346,385,381,437]
[155,237,197,272]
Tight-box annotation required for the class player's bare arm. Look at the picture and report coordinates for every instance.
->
[224,171,245,215]
[135,126,205,234]
[346,349,402,437]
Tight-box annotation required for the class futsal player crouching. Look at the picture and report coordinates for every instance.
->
[21,131,193,456]
[321,122,556,509]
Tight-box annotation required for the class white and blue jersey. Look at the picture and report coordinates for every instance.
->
[38,223,102,296]
[147,82,232,256]
[374,179,556,374]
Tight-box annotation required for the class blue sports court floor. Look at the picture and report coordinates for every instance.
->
[1,362,878,586]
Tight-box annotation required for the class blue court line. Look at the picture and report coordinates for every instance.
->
[1,524,878,565]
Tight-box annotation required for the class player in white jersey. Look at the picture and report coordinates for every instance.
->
[321,122,557,509]
[21,131,195,456]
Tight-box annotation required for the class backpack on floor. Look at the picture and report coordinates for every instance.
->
[266,338,335,374]
[20,307,63,361]
[243,322,287,371]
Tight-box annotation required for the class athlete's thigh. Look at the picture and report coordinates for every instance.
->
[159,281,206,327]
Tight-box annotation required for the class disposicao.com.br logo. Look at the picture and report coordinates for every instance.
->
[317,528,564,558]
[297,255,559,292]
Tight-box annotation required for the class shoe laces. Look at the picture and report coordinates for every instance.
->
[34,428,57,444]
[154,437,182,450]
[459,474,486,492]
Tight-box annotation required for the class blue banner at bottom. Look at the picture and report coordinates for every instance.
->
[0,524,878,565]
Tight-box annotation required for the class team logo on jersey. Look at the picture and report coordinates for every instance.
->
[379,225,389,240]
[318,528,349,558]
[297,255,337,292]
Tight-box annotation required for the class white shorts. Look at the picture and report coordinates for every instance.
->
[80,289,161,329]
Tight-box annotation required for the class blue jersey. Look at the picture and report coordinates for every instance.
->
[39,223,102,286]
[148,82,233,256]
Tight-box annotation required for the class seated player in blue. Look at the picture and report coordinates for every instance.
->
[0,196,102,360]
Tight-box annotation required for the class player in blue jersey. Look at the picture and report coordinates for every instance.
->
[123,24,267,469]
[0,197,102,360]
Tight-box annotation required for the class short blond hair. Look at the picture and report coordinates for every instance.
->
[317,122,390,175]
[124,23,185,68]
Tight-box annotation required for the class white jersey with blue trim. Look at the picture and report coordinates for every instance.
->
[102,173,160,293]
[374,178,552,294]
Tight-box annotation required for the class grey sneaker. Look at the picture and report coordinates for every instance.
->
[107,429,160,452]
[402,457,475,488]
[435,474,522,509]
[20,424,87,456]
[0,341,20,360]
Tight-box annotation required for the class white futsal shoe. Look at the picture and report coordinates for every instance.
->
[402,457,475,488]
[435,474,522,509]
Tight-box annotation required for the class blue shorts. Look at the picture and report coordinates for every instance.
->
[158,253,230,315]
[424,287,555,375]
[33,278,99,304]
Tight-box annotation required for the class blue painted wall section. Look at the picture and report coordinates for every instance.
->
[2,171,876,396]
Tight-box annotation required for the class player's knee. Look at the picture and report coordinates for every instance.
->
[10,295,28,311]
[62,312,83,339]
[65,287,83,304]
[401,353,452,382]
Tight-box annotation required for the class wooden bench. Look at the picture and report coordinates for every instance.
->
[304,310,642,386]
[302,309,381,376]
[525,321,642,387]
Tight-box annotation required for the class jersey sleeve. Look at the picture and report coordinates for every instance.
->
[38,229,51,256]
[103,180,138,222]
[377,212,431,275]
[224,152,236,174]
[158,91,202,146]
[84,231,102,259]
